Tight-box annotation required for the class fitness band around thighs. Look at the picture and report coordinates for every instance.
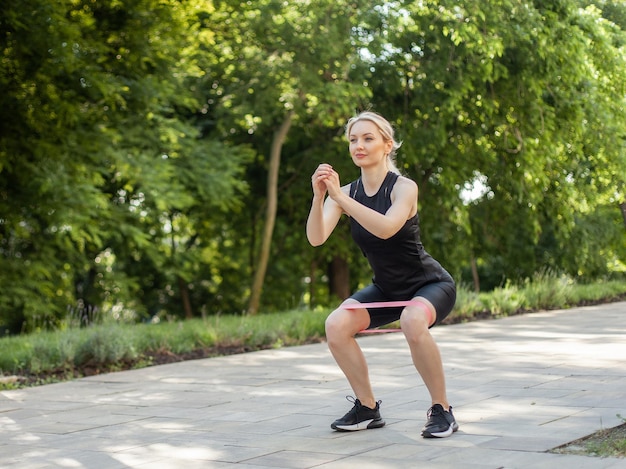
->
[341,300,434,334]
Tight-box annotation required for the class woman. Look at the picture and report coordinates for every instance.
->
[306,111,458,438]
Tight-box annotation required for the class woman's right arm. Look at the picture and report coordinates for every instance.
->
[306,195,343,246]
[306,164,344,246]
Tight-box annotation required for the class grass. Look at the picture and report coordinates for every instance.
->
[551,418,626,458]
[1,275,625,387]
[0,308,329,386]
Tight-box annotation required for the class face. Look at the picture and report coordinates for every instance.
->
[348,120,393,168]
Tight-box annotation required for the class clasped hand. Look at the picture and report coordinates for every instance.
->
[311,163,342,199]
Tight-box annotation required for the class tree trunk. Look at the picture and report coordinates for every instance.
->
[620,201,626,229]
[309,258,317,309]
[328,255,351,300]
[178,276,193,319]
[247,111,294,315]
[470,252,480,293]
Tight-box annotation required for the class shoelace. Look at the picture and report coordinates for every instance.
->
[345,395,381,412]
[346,396,358,406]
[427,404,445,418]
[341,396,361,421]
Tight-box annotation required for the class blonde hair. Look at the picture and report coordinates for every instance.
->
[345,111,402,174]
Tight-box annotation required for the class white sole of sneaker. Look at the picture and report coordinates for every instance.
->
[422,423,458,438]
[332,419,385,431]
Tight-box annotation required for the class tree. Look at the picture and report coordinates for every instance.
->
[197,0,372,314]
[0,0,251,331]
[358,0,626,286]
[1,0,624,333]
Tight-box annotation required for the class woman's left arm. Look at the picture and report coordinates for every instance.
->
[328,175,418,239]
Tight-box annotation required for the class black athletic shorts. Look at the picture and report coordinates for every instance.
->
[349,280,456,329]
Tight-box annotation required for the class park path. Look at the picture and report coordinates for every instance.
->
[1,301,625,468]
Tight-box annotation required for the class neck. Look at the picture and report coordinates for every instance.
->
[360,165,390,194]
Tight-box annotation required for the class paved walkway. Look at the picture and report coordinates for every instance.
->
[1,302,625,469]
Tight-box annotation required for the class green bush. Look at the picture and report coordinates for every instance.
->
[480,282,525,316]
[74,325,137,368]
[450,284,485,320]
[30,333,76,373]
[521,270,573,310]
[0,336,32,373]
[569,280,626,304]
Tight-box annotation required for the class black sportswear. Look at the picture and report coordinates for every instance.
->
[349,172,454,310]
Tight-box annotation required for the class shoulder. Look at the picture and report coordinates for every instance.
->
[390,175,418,211]
[393,175,418,195]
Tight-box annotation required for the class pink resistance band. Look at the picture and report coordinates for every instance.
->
[341,300,435,334]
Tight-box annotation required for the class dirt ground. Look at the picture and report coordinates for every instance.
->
[551,423,626,458]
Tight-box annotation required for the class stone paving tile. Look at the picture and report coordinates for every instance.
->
[1,301,625,468]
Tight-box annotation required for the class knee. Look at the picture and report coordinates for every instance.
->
[325,308,366,348]
[325,311,348,348]
[324,313,340,339]
[400,309,431,343]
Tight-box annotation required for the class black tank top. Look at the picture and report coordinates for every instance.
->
[349,172,453,299]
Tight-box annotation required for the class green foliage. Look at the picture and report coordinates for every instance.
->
[0,0,252,331]
[449,274,626,324]
[520,271,573,310]
[1,0,625,331]
[479,283,526,317]
[360,0,626,289]
[568,279,626,303]
[0,308,329,377]
[74,325,138,367]
[450,284,485,320]
[585,429,626,458]
[0,329,79,374]
[131,320,220,354]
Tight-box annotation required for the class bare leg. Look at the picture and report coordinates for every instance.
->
[325,303,377,409]
[400,297,450,409]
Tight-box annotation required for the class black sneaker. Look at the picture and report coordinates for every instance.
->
[331,396,386,431]
[421,404,459,438]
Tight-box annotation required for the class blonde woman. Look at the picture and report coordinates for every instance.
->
[306,111,458,438]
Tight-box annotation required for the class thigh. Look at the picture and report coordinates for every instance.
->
[326,300,370,335]
[349,284,404,329]
[413,280,457,326]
